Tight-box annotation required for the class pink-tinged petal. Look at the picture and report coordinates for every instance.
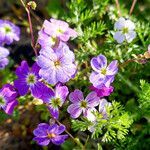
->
[48,106,59,119]
[125,31,136,43]
[3,99,18,115]
[51,135,68,145]
[90,85,114,97]
[106,60,118,76]
[104,76,115,87]
[84,108,97,122]
[55,84,69,103]
[114,17,126,30]
[59,33,70,42]
[14,78,29,96]
[89,72,105,88]
[33,137,50,146]
[69,89,84,103]
[113,31,125,43]
[86,91,100,107]
[67,28,78,38]
[15,61,29,77]
[67,104,82,118]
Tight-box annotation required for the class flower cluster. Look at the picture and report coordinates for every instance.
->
[113,17,136,43]
[37,18,77,85]
[0,20,20,69]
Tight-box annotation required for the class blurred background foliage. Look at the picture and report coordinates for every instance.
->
[0,0,150,149]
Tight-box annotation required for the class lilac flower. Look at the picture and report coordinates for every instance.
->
[0,20,20,45]
[14,61,48,98]
[0,46,9,69]
[113,17,136,43]
[0,84,18,115]
[37,42,77,85]
[38,30,58,48]
[67,89,100,118]
[99,98,111,119]
[89,85,114,97]
[90,54,118,88]
[41,84,69,119]
[33,123,68,146]
[43,18,77,42]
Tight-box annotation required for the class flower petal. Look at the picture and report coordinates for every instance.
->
[113,31,125,43]
[107,60,118,76]
[51,135,68,145]
[33,137,50,146]
[125,31,136,43]
[114,17,126,30]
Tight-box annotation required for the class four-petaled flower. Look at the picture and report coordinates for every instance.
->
[41,84,69,119]
[0,46,9,69]
[90,54,118,88]
[33,123,68,146]
[67,89,100,118]
[0,84,18,115]
[113,17,136,43]
[0,20,20,45]
[37,42,77,85]
[14,61,48,98]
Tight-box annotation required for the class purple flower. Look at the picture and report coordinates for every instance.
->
[41,84,69,119]
[67,89,100,118]
[43,18,77,42]
[0,84,18,115]
[33,123,68,146]
[0,20,20,45]
[0,46,9,69]
[14,61,48,98]
[89,85,114,97]
[90,54,118,88]
[99,98,111,119]
[37,42,77,85]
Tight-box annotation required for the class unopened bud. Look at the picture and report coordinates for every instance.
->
[27,1,37,10]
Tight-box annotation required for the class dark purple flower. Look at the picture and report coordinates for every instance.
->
[43,18,77,42]
[0,84,18,115]
[0,46,9,69]
[33,123,68,146]
[0,20,20,45]
[67,89,100,118]
[90,54,118,88]
[89,85,114,97]
[41,84,69,119]
[14,61,48,98]
[37,42,77,85]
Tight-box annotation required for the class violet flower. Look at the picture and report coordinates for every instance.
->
[67,89,100,118]
[0,84,18,115]
[0,46,9,69]
[90,54,118,88]
[33,123,68,146]
[41,84,69,119]
[14,61,48,98]
[37,42,77,85]
[0,20,20,45]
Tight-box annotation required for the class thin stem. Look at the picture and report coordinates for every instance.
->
[129,0,137,15]
[115,0,121,16]
[19,0,38,56]
[54,118,84,149]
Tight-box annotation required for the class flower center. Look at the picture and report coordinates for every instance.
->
[122,27,129,34]
[51,97,62,108]
[0,96,5,107]
[54,60,61,68]
[26,73,37,85]
[50,36,57,45]
[80,100,87,108]
[57,28,64,34]
[4,25,11,33]
[47,133,56,139]
[101,68,107,75]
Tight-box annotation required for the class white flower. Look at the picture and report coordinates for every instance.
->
[113,17,136,43]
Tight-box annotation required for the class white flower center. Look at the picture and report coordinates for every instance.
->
[26,73,37,86]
